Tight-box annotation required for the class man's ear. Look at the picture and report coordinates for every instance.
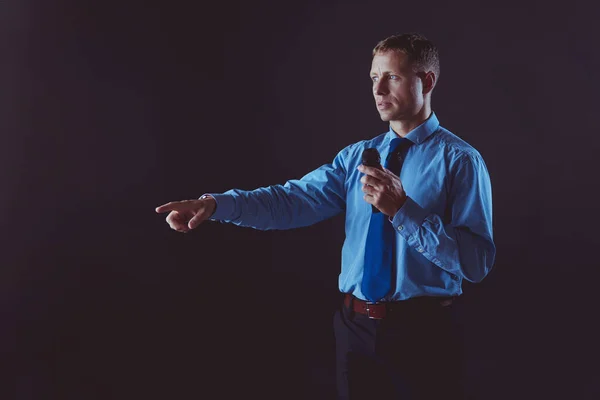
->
[418,71,436,95]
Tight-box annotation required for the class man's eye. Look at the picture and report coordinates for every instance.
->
[389,75,398,80]
[371,76,379,82]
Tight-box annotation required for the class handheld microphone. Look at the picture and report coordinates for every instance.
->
[361,148,381,213]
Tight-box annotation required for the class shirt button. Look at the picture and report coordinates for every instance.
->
[417,247,424,253]
[397,225,404,232]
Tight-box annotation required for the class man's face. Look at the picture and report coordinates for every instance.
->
[370,50,424,122]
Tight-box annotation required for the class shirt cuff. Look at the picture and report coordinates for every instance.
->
[390,197,429,244]
[199,193,236,221]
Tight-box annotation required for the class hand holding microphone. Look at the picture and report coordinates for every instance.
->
[361,148,383,213]
[359,148,407,217]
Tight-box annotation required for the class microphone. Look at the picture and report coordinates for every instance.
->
[361,148,381,213]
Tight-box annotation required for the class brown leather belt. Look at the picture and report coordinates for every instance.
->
[343,293,455,319]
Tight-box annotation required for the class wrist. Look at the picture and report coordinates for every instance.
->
[393,194,408,215]
[199,194,217,217]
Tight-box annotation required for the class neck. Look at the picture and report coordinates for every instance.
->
[390,104,432,137]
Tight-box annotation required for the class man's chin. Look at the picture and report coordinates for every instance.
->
[378,112,392,122]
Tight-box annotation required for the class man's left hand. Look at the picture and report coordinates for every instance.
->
[358,164,407,217]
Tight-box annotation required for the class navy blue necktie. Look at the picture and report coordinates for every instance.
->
[362,137,412,302]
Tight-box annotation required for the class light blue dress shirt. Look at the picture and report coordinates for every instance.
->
[207,112,495,301]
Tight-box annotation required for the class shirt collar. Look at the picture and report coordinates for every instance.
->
[385,111,440,145]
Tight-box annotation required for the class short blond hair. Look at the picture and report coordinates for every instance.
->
[373,33,440,80]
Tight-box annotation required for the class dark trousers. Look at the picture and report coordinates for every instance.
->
[333,295,466,400]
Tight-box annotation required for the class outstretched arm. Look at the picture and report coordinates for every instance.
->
[156,148,349,232]
[207,151,348,230]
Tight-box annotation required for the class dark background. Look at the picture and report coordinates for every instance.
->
[2,0,600,399]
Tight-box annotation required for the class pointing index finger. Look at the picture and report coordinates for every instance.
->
[155,201,181,213]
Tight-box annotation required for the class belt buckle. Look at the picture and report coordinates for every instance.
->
[365,301,384,319]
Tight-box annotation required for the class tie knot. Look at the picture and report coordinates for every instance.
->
[385,137,412,167]
[388,137,411,154]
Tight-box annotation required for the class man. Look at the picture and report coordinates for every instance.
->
[156,33,495,399]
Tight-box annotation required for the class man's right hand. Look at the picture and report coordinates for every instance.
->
[155,196,216,233]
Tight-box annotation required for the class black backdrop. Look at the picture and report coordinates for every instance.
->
[2,0,600,399]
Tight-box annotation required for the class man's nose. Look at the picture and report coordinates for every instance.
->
[374,80,388,95]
